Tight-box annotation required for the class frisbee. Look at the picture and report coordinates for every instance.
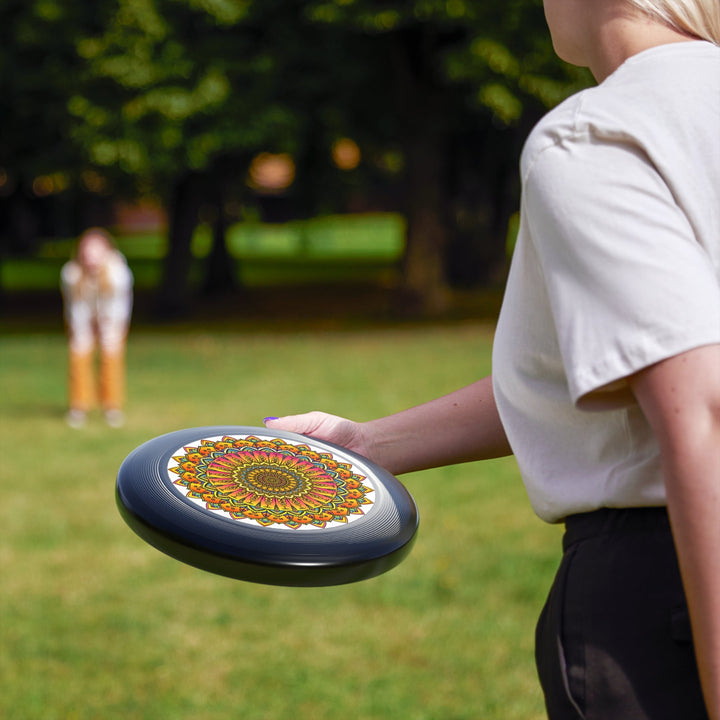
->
[116,426,418,587]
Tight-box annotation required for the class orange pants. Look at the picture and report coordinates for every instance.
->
[68,346,126,412]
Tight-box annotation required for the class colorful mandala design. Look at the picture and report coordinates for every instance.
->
[168,435,374,530]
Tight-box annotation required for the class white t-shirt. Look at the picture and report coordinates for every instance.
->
[492,41,720,523]
[61,250,134,353]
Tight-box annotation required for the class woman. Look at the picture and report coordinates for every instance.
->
[266,1,720,717]
[61,228,133,428]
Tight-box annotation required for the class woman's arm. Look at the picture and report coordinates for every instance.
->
[630,343,720,719]
[265,375,512,475]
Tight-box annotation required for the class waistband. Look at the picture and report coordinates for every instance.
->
[563,506,670,552]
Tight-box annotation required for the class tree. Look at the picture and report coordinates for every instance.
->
[0,0,592,315]
[69,0,371,315]
[302,0,592,312]
[0,0,98,255]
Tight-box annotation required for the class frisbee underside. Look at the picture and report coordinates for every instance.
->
[116,426,418,587]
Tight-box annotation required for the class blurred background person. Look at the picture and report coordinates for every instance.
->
[60,228,133,428]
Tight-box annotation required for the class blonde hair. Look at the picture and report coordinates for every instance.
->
[627,0,720,44]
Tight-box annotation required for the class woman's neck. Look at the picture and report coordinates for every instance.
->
[589,10,698,82]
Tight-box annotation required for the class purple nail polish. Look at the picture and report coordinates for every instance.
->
[263,416,278,423]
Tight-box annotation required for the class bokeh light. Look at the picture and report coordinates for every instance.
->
[247,152,296,193]
[332,138,361,171]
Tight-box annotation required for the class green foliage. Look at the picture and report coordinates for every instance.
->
[67,0,300,182]
[0,0,591,194]
[0,1,88,177]
[303,0,592,124]
[0,0,593,303]
[0,325,561,719]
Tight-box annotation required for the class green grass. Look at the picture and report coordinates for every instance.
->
[2,213,406,291]
[0,255,401,292]
[0,324,561,719]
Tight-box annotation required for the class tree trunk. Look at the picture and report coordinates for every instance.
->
[402,130,450,314]
[156,172,202,319]
[392,28,451,316]
[445,123,520,288]
[202,182,237,297]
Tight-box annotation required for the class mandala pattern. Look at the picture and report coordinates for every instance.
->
[168,435,374,530]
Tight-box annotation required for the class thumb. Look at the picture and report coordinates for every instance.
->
[263,412,326,436]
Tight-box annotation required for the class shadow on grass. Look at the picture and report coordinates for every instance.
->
[0,282,505,335]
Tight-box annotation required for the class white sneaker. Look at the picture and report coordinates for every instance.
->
[104,409,125,428]
[66,409,87,429]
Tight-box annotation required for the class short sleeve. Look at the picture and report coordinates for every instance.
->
[525,135,720,407]
[60,261,81,294]
[98,255,134,331]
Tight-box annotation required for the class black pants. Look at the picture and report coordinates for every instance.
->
[535,507,708,719]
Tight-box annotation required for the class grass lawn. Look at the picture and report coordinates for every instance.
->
[0,322,561,719]
[1,214,407,292]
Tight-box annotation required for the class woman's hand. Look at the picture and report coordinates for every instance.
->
[264,412,372,459]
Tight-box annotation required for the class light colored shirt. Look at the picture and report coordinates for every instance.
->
[61,250,133,353]
[493,41,720,523]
